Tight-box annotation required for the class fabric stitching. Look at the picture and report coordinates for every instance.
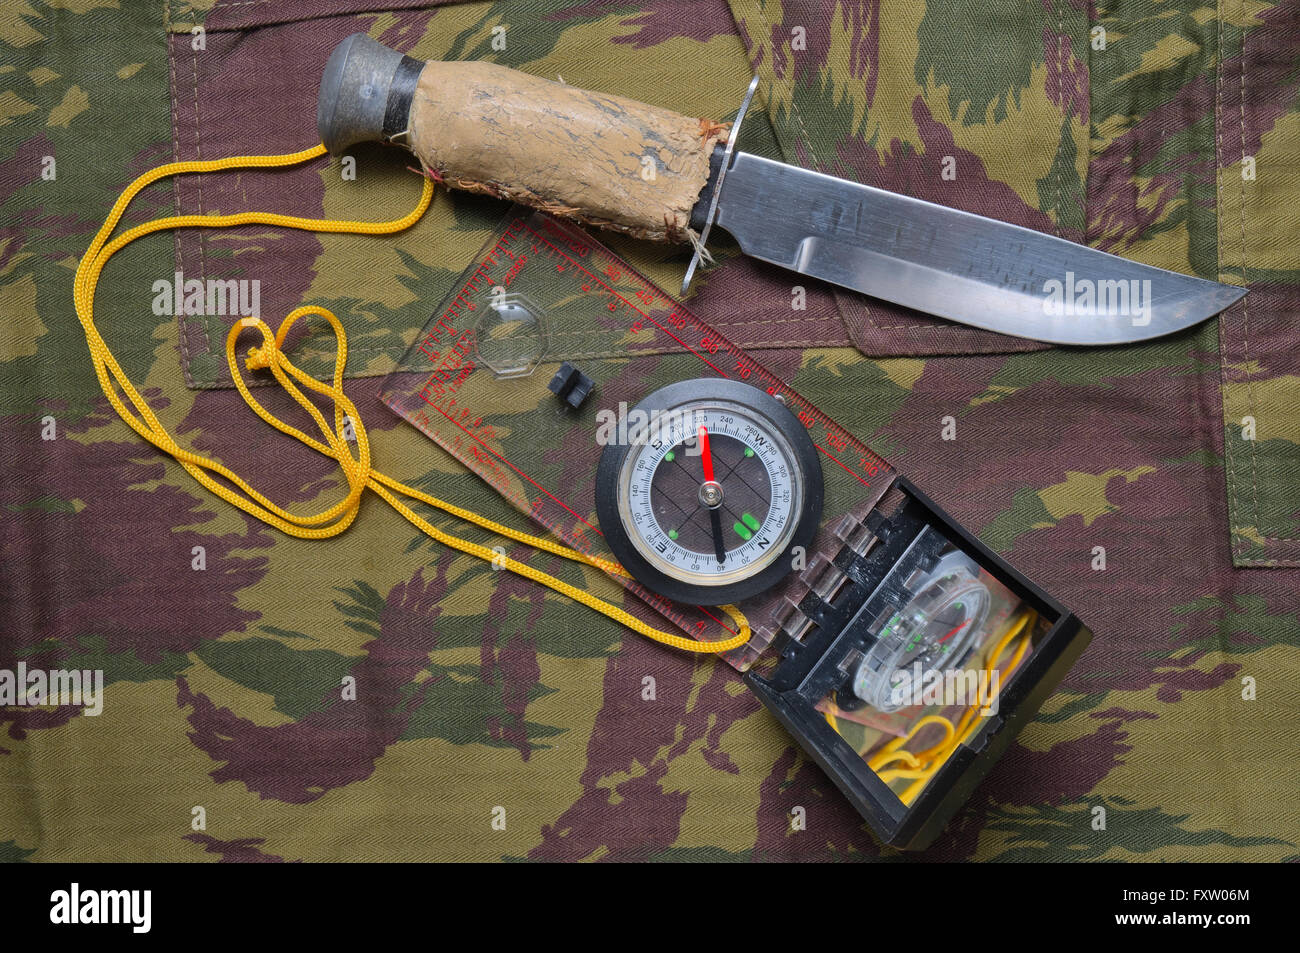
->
[859,313,969,334]
[858,323,1004,333]
[1216,3,1291,550]
[1237,9,1269,540]
[183,312,856,364]
[772,28,901,352]
[1055,0,1064,239]
[190,309,856,364]
[166,2,198,388]
[707,315,841,328]
[223,339,828,383]
[273,329,853,362]
[192,41,215,362]
[1215,0,1239,553]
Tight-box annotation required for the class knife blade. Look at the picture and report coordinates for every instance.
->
[708,152,1245,345]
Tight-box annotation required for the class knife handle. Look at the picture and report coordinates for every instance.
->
[317,33,728,243]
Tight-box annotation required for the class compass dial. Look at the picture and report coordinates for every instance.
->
[595,379,823,605]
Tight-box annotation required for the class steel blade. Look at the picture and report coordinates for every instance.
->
[712,153,1245,345]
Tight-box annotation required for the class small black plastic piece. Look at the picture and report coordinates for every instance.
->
[548,362,595,409]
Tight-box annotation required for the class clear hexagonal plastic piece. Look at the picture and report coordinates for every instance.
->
[475,291,547,379]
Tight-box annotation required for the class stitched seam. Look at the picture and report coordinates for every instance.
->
[166,2,198,388]
[784,78,821,169]
[1217,6,1292,547]
[743,26,907,352]
[860,322,1008,334]
[192,310,854,365]
[192,41,216,363]
[1055,0,1064,239]
[206,335,850,367]
[1237,7,1269,540]
[219,339,831,388]
[860,313,970,333]
[240,323,854,364]
[707,315,841,328]
[858,7,1084,335]
[1216,0,1238,552]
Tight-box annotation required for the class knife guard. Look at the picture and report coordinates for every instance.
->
[318,33,728,242]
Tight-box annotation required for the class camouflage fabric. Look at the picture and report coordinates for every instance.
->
[1,0,1297,862]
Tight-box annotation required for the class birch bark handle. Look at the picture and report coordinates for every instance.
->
[317,33,727,242]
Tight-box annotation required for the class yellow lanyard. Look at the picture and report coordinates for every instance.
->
[864,610,1035,804]
[74,143,749,654]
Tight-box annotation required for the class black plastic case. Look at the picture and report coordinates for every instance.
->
[745,477,1092,851]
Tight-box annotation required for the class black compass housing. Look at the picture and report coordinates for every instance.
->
[594,378,824,606]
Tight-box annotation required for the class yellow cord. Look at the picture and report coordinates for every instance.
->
[869,610,1036,804]
[73,143,750,655]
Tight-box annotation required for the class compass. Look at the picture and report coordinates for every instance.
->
[846,550,991,712]
[594,378,824,605]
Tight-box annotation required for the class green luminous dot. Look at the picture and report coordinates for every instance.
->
[665,450,675,462]
[743,446,754,458]
[733,521,753,541]
[741,512,760,531]
[668,529,678,540]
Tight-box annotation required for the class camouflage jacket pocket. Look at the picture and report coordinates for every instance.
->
[1214,5,1300,566]
[1089,0,1300,567]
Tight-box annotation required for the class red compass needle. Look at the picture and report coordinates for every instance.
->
[698,425,715,483]
[938,620,969,644]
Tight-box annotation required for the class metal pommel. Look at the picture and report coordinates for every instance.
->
[317,33,423,154]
